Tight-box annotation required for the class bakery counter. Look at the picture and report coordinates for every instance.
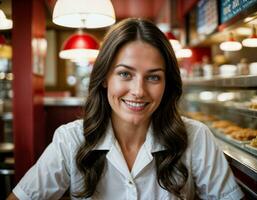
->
[184,111,257,198]
[181,74,257,198]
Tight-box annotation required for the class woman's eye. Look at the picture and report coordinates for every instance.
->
[118,71,131,79]
[147,75,160,81]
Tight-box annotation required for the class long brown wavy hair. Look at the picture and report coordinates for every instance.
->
[75,18,188,198]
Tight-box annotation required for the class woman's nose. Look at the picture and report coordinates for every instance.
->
[132,78,145,98]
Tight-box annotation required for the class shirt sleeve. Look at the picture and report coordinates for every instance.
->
[12,126,71,200]
[191,123,244,200]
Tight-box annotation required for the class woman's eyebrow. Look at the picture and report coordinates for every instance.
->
[115,64,165,72]
[115,64,135,70]
[148,68,165,73]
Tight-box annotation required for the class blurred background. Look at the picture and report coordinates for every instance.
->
[0,0,257,199]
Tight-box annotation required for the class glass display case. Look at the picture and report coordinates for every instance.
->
[181,75,257,198]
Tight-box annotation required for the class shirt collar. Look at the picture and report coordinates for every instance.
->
[144,123,166,153]
[93,120,166,153]
[92,121,116,150]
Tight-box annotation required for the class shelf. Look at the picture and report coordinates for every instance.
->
[183,75,257,89]
[187,100,257,119]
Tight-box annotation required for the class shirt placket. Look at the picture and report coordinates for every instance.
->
[126,176,138,200]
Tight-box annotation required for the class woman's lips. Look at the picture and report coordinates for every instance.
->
[122,99,149,111]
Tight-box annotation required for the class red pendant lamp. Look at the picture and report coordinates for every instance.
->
[157,23,181,51]
[164,31,191,58]
[59,30,99,61]
[165,31,181,51]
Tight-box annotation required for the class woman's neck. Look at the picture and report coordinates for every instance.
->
[111,117,150,170]
[111,118,150,149]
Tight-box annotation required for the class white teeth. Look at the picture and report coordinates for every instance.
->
[125,101,146,107]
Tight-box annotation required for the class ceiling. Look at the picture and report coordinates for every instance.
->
[3,0,256,46]
[45,0,168,21]
[111,0,167,21]
[1,0,174,30]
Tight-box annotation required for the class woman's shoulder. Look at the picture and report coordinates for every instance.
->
[57,119,83,131]
[182,116,208,132]
[182,116,218,162]
[182,116,214,142]
[53,119,85,146]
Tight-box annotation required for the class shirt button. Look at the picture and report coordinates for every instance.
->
[128,180,133,185]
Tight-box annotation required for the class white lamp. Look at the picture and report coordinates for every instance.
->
[0,9,13,30]
[175,48,192,58]
[242,26,257,47]
[53,0,116,29]
[220,32,242,51]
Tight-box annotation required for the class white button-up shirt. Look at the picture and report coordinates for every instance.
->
[13,117,244,200]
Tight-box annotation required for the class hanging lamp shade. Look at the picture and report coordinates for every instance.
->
[53,0,116,29]
[0,9,12,30]
[220,32,242,51]
[157,23,181,51]
[59,31,99,61]
[165,31,182,51]
[242,26,257,47]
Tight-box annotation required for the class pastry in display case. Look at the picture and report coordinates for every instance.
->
[184,110,257,151]
[250,136,257,148]
[222,125,241,135]
[245,136,257,155]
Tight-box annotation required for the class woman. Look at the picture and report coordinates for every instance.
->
[8,18,243,200]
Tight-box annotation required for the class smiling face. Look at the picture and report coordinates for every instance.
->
[105,41,166,127]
